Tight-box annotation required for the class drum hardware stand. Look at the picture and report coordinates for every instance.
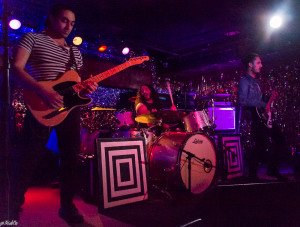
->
[140,120,162,138]
[182,150,212,193]
[211,98,215,125]
[149,182,174,201]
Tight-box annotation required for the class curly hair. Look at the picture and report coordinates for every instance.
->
[135,85,161,110]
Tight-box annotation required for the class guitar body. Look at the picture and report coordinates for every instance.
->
[23,70,92,127]
[256,107,273,128]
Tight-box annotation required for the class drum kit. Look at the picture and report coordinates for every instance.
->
[81,92,231,197]
[133,108,217,195]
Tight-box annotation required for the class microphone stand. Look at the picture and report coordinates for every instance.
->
[1,0,12,219]
[182,150,209,193]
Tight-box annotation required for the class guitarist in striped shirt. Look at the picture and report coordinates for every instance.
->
[238,53,287,182]
[11,4,97,223]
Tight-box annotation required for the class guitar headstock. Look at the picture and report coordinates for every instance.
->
[128,56,150,65]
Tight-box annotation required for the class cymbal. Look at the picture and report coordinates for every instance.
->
[135,113,157,124]
[91,107,116,111]
[128,96,137,102]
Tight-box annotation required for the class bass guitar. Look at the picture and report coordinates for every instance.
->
[23,56,149,127]
[255,91,278,128]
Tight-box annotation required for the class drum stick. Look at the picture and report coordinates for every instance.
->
[166,81,175,106]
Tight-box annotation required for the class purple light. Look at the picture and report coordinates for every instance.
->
[225,31,240,37]
[9,19,21,30]
[122,47,130,55]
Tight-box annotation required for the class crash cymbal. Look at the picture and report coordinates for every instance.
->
[91,107,116,111]
[128,96,137,102]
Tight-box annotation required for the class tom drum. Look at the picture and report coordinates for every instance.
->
[183,110,212,132]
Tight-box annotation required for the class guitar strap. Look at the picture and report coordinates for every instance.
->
[68,46,79,72]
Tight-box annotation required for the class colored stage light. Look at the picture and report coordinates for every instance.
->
[98,45,107,52]
[9,19,21,30]
[73,36,83,45]
[122,47,130,55]
[269,15,283,29]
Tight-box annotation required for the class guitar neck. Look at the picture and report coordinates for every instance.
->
[266,94,276,111]
[72,61,131,93]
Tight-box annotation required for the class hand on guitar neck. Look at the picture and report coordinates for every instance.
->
[78,80,98,96]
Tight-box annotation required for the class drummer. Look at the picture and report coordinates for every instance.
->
[135,84,177,133]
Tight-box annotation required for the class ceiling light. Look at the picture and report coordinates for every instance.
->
[269,15,283,29]
[122,47,130,55]
[9,19,21,30]
[73,36,83,45]
[98,45,107,52]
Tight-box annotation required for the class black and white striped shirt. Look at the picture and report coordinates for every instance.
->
[17,32,83,81]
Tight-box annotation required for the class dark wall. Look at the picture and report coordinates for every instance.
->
[83,57,152,89]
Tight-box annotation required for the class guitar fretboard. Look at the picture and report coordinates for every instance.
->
[72,61,131,93]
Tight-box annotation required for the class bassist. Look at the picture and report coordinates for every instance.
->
[238,53,286,181]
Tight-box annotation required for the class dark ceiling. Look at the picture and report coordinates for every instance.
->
[70,0,300,75]
[7,0,300,78]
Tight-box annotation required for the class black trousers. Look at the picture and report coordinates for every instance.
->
[10,108,81,210]
[242,108,286,176]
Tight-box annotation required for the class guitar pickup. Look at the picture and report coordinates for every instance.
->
[43,107,67,119]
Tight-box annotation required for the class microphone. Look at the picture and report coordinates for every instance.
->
[203,159,212,173]
[183,150,212,173]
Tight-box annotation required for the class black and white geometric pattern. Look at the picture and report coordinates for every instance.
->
[96,138,148,209]
[221,136,244,179]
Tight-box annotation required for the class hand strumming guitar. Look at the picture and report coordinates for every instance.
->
[37,85,63,109]
[36,80,98,109]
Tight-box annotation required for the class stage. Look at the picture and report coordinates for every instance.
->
[14,165,300,227]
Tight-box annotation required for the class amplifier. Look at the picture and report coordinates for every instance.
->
[207,107,236,131]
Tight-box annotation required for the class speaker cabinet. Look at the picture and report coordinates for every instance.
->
[215,134,244,179]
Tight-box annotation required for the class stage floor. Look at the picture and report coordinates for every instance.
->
[14,166,300,227]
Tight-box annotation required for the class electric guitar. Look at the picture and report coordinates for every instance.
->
[23,56,149,127]
[255,91,278,128]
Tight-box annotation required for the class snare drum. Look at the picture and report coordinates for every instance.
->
[183,110,211,132]
[148,132,217,194]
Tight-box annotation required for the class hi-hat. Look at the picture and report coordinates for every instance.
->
[91,107,116,111]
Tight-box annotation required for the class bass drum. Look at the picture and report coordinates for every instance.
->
[148,132,217,195]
